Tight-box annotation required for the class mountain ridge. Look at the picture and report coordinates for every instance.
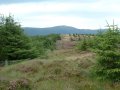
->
[23,25,102,35]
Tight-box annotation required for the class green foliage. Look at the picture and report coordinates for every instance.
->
[0,15,37,61]
[31,34,61,57]
[47,34,61,42]
[93,24,120,82]
[77,38,87,51]
[76,35,95,51]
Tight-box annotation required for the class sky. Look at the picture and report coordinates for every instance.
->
[0,0,120,29]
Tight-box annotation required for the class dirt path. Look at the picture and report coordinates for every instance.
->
[56,34,76,49]
[55,34,95,61]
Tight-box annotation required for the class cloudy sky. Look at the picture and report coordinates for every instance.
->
[0,0,120,29]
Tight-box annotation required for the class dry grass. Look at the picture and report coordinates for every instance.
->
[0,47,120,90]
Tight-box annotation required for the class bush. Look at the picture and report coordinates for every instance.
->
[31,34,61,57]
[0,15,38,61]
[93,24,120,83]
[77,38,87,51]
[76,35,95,51]
[8,78,31,90]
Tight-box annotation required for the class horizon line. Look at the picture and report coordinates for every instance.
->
[22,25,106,30]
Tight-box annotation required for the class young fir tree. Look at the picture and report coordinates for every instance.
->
[94,23,120,83]
[0,15,37,61]
[77,36,87,51]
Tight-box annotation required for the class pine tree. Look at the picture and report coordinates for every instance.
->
[77,37,87,51]
[93,24,120,83]
[0,15,37,61]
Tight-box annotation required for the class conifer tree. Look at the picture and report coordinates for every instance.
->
[0,15,37,61]
[94,23,120,82]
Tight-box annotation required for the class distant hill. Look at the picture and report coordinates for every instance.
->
[23,25,102,35]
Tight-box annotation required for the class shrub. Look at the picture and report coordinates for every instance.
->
[93,24,120,83]
[8,78,31,90]
[77,38,87,51]
[0,15,38,61]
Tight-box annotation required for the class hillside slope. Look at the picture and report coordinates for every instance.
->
[23,26,100,35]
